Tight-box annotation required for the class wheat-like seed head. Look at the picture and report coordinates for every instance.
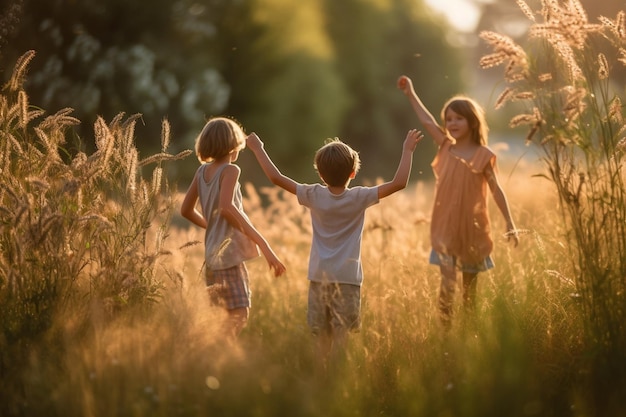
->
[126,148,138,195]
[608,97,623,125]
[515,91,536,101]
[597,53,609,80]
[480,52,509,69]
[5,50,35,93]
[139,150,193,167]
[618,11,626,38]
[562,86,587,123]
[161,119,170,152]
[516,0,536,22]
[121,120,136,158]
[18,90,28,128]
[3,131,24,157]
[538,73,553,82]
[39,108,79,131]
[94,117,115,174]
[509,106,542,129]
[480,31,530,84]
[495,87,514,110]
[78,213,114,229]
[34,127,61,163]
[599,12,626,39]
[140,182,150,207]
[179,240,202,251]
[152,166,163,196]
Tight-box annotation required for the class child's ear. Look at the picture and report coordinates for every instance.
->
[349,171,356,179]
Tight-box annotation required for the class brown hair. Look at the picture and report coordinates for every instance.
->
[194,117,246,162]
[441,96,489,145]
[313,138,361,187]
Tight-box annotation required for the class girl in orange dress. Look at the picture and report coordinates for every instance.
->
[397,75,519,326]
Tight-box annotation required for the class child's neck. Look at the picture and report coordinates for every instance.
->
[327,183,349,195]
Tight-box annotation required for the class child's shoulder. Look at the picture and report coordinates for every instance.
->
[479,144,496,157]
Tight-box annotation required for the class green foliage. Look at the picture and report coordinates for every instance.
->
[0,51,192,410]
[480,0,626,411]
[0,0,464,183]
[323,0,464,179]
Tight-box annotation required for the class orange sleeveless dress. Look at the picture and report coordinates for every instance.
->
[430,140,496,265]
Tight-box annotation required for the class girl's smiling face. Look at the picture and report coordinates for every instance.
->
[445,108,471,141]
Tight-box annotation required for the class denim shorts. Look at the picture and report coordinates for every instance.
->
[205,263,251,310]
[429,249,494,273]
[307,281,361,336]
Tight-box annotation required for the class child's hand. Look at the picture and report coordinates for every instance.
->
[268,255,286,277]
[246,132,263,152]
[505,226,519,247]
[404,129,423,152]
[397,75,413,94]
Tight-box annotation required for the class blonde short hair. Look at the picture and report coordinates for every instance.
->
[195,117,246,162]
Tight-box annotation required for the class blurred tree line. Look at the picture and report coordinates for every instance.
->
[0,0,464,185]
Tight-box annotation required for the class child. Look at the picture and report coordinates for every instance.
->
[397,75,519,326]
[180,116,286,340]
[246,129,423,367]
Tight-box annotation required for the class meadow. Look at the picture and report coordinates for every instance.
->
[3,1,626,416]
[0,76,601,416]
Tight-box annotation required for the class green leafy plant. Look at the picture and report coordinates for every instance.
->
[480,0,626,412]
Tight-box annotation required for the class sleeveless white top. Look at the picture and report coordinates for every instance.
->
[197,163,259,270]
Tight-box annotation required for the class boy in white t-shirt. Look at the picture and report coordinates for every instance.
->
[247,129,422,368]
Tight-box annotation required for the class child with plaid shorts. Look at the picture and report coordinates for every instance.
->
[181,117,286,340]
[246,129,423,368]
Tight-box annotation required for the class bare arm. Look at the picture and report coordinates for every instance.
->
[180,172,208,228]
[219,165,286,276]
[485,164,519,247]
[397,75,448,147]
[246,133,299,195]
[377,129,423,199]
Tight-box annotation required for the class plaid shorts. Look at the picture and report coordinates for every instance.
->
[307,281,361,336]
[205,264,251,310]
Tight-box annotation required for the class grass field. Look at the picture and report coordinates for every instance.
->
[4,157,599,417]
[3,2,626,415]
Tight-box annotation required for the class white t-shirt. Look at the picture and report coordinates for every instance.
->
[297,183,379,286]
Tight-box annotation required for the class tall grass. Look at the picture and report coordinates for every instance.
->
[480,0,626,413]
[2,17,625,416]
[0,50,191,414]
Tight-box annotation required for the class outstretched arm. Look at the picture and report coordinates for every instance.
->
[485,164,519,247]
[377,129,423,199]
[219,164,287,276]
[397,75,448,147]
[246,133,299,195]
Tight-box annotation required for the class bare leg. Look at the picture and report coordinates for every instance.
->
[225,307,249,340]
[438,264,457,328]
[314,329,332,377]
[328,325,349,372]
[462,272,478,312]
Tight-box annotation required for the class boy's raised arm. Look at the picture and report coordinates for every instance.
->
[246,133,298,195]
[377,129,423,199]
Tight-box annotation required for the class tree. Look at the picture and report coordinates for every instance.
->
[322,0,465,181]
[0,0,466,183]
[0,0,227,162]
